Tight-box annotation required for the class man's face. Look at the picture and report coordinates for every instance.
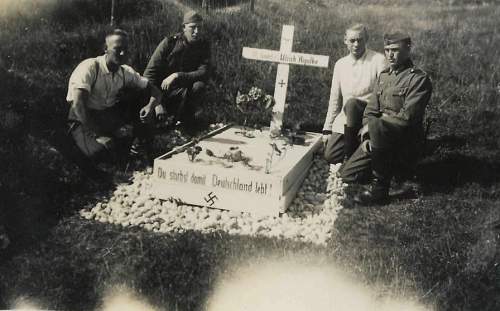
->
[384,42,411,70]
[344,30,367,59]
[105,34,128,66]
[183,22,201,43]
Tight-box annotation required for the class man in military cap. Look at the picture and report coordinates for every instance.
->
[338,32,432,205]
[323,24,386,164]
[143,10,211,132]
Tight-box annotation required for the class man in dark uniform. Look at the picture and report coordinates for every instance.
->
[143,11,210,131]
[338,32,433,205]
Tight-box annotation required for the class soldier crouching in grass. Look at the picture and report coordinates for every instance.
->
[338,33,433,205]
[143,11,211,135]
[66,29,162,182]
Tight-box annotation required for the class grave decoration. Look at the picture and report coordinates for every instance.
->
[235,86,275,138]
[149,24,330,216]
[241,24,329,137]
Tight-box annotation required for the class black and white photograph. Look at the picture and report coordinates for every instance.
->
[0,0,499,310]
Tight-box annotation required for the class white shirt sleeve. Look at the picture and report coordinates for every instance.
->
[67,59,97,96]
[323,61,343,131]
[122,65,149,89]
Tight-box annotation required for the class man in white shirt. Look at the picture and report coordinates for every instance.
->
[323,24,387,164]
[66,29,162,169]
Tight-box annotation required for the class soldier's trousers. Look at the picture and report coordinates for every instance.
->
[324,98,367,164]
[338,116,423,183]
[162,81,206,126]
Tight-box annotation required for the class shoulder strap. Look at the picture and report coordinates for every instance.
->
[91,58,99,90]
[121,66,125,88]
[165,34,181,61]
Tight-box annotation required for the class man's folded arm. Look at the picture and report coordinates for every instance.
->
[143,38,171,87]
[177,42,211,83]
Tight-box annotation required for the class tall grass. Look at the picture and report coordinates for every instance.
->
[1,0,499,144]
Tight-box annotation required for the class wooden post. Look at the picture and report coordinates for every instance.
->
[250,0,255,12]
[110,0,116,26]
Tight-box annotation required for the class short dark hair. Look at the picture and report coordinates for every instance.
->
[106,28,129,40]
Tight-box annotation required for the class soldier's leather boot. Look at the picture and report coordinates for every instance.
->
[343,125,358,163]
[354,147,392,205]
[354,175,390,205]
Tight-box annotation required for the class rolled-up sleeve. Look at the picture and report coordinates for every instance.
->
[323,62,342,132]
[123,65,149,89]
[66,59,96,102]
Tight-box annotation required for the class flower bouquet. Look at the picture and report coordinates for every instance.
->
[235,87,275,137]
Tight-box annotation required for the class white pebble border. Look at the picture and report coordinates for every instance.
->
[79,156,346,246]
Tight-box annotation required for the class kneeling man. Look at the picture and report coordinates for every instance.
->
[143,11,210,132]
[341,33,433,205]
[323,24,386,164]
[66,29,162,163]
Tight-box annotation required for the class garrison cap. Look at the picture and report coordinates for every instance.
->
[383,32,411,46]
[183,11,203,24]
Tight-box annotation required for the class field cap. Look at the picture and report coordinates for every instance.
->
[183,11,203,24]
[383,32,411,46]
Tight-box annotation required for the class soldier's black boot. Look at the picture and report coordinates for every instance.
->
[354,147,392,205]
[354,174,390,205]
[343,125,358,163]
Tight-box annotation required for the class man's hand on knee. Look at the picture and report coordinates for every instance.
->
[361,139,372,154]
[321,134,329,145]
[161,73,179,91]
[96,136,115,150]
[358,124,369,140]
[154,104,167,122]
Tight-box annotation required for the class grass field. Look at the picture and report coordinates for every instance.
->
[0,0,499,310]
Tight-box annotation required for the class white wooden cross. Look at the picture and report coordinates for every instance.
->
[242,25,329,136]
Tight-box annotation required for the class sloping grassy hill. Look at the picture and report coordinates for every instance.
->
[0,0,499,310]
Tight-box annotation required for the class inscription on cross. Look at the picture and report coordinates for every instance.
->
[242,25,329,136]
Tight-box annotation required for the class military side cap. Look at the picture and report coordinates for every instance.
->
[183,11,203,24]
[383,32,411,46]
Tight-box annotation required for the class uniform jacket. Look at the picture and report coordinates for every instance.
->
[143,33,211,88]
[363,59,432,131]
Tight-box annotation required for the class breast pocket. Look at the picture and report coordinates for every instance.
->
[387,87,407,112]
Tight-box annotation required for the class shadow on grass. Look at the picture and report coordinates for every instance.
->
[0,218,327,311]
[417,152,500,194]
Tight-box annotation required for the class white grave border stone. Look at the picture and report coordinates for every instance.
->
[242,25,329,136]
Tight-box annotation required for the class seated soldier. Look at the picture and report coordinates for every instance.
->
[322,24,387,164]
[66,29,162,176]
[338,32,433,205]
[143,11,211,133]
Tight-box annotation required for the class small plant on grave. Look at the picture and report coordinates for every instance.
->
[186,145,202,162]
[235,87,275,135]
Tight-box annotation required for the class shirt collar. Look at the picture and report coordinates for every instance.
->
[389,59,413,75]
[97,55,112,75]
[348,49,368,64]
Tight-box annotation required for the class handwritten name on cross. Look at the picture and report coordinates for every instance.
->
[242,25,329,136]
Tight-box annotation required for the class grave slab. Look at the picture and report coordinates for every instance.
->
[150,126,322,216]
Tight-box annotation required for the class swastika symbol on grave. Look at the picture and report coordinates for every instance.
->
[204,192,218,206]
